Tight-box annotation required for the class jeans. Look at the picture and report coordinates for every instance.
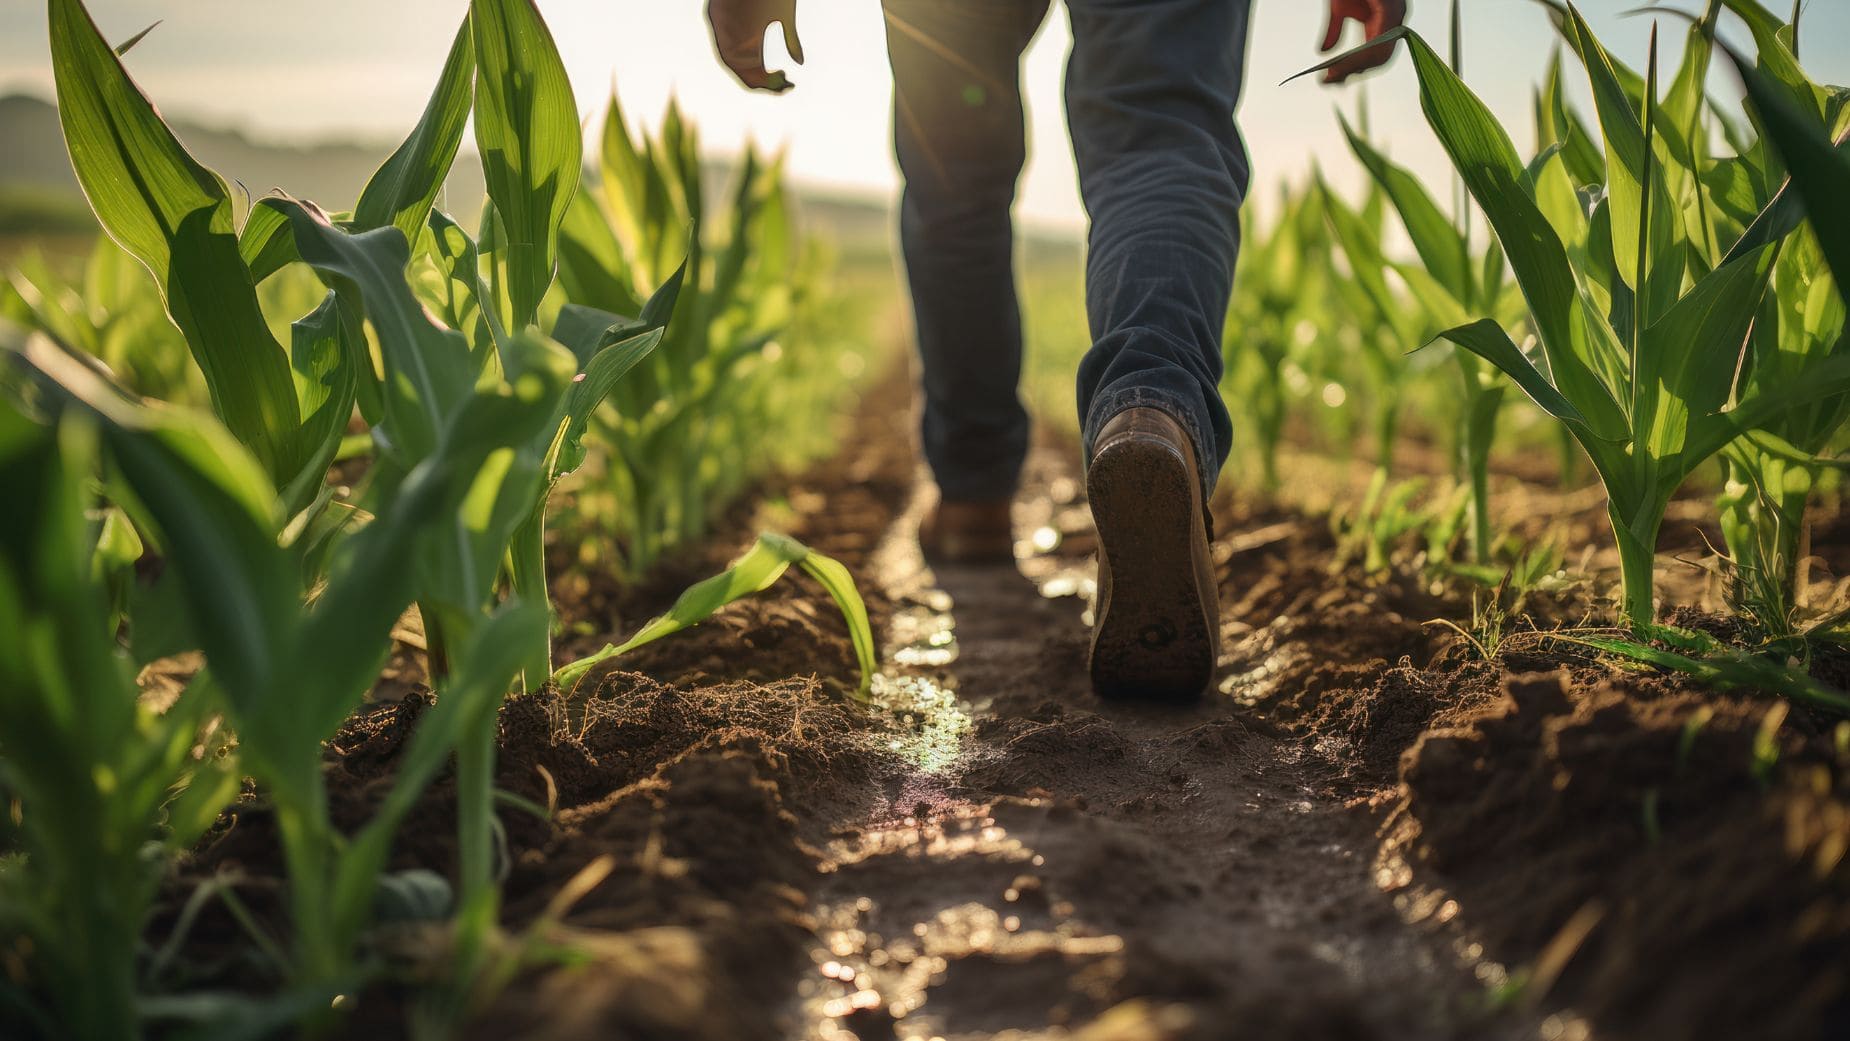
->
[882,0,1252,503]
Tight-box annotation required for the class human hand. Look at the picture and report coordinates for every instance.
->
[707,0,805,93]
[1318,0,1408,84]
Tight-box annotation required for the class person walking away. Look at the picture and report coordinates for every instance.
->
[706,0,1407,699]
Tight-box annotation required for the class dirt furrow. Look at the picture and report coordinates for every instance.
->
[796,446,1541,1041]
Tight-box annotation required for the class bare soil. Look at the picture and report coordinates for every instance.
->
[161,375,1850,1041]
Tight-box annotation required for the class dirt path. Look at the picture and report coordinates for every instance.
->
[253,375,1846,1041]
[794,445,1547,1041]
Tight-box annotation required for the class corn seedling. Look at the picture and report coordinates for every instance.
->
[1224,182,1338,488]
[10,1,883,1033]
[6,327,550,1018]
[1704,8,1850,643]
[1305,6,1850,628]
[556,91,856,579]
[1321,6,1525,567]
[0,347,237,1040]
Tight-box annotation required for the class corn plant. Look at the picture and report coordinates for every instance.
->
[1320,5,1527,567]
[557,92,834,578]
[1307,7,1850,626]
[1222,182,1341,488]
[34,0,590,1016]
[1692,6,1850,642]
[0,339,237,1040]
[44,0,363,521]
[5,326,555,1027]
[1315,174,1421,474]
[11,3,882,1032]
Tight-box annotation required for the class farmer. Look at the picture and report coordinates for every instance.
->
[705,0,1407,699]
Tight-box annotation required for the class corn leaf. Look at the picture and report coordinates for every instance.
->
[1562,6,1681,324]
[1569,632,1850,713]
[48,0,303,480]
[1302,28,1628,440]
[263,197,473,463]
[1433,318,1599,436]
[471,0,581,330]
[1636,245,1776,479]
[1337,111,1471,300]
[1732,53,1850,290]
[280,295,357,514]
[330,599,543,951]
[353,16,475,247]
[553,532,878,696]
[557,188,645,315]
[7,333,294,720]
[1720,0,1827,124]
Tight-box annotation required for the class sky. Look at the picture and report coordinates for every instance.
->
[2,1,1847,229]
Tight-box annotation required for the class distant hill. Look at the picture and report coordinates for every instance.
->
[0,92,903,251]
[0,92,488,223]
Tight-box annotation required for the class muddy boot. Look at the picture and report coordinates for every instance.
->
[1086,407,1220,700]
[919,498,1015,565]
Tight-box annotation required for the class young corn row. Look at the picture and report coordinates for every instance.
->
[0,0,874,1035]
[1281,0,1850,699]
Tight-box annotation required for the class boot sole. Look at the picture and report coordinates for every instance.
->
[1087,433,1216,701]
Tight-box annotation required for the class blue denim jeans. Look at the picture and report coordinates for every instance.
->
[882,0,1252,503]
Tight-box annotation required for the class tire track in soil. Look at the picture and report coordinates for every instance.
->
[796,444,1550,1041]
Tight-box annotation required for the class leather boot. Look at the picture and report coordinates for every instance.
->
[1086,407,1220,700]
[919,498,1015,565]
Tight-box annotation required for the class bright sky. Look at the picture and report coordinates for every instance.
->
[2,1,1847,228]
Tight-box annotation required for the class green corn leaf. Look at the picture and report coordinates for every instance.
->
[49,0,303,480]
[1720,0,1827,124]
[1563,6,1680,324]
[1301,27,1628,440]
[1318,180,1405,331]
[550,327,663,478]
[709,147,764,307]
[424,208,505,367]
[551,303,647,365]
[1539,46,1606,188]
[1703,157,1765,233]
[471,0,582,330]
[1567,632,1850,714]
[353,16,475,245]
[1722,165,1802,266]
[598,90,650,258]
[297,346,567,743]
[262,196,473,462]
[640,255,688,330]
[1635,245,1776,473]
[1337,111,1472,300]
[1530,145,1590,255]
[795,549,878,697]
[1732,52,1850,290]
[112,19,158,55]
[1657,4,1720,176]
[330,599,544,952]
[238,201,299,284]
[278,294,356,516]
[1686,352,1850,465]
[557,188,645,315]
[407,329,574,621]
[553,532,878,697]
[1432,319,1600,437]
[1534,0,1649,108]
[8,333,295,713]
[1736,427,1850,471]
